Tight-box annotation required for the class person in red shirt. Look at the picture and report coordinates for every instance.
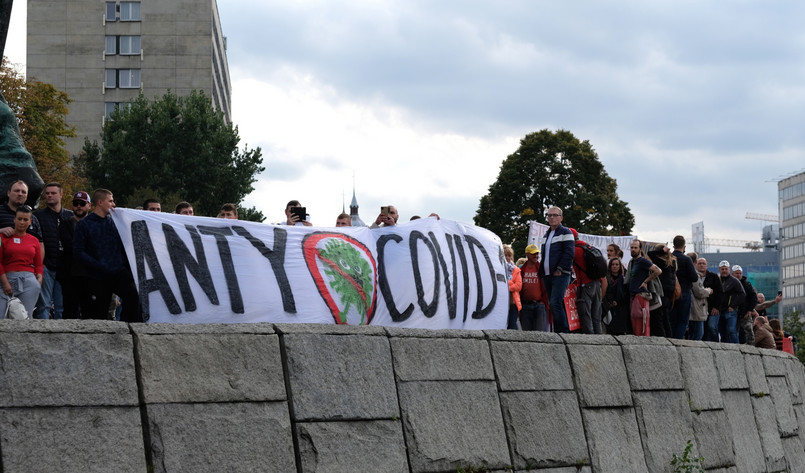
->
[0,205,44,318]
[520,244,548,331]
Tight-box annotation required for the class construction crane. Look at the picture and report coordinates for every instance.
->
[746,212,778,222]
[705,238,763,252]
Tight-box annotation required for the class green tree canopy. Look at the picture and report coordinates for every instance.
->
[475,129,634,252]
[82,90,263,216]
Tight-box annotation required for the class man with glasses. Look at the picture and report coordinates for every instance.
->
[32,183,73,319]
[57,191,91,319]
[538,206,575,333]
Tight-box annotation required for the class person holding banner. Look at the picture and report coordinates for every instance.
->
[538,207,575,333]
[628,240,661,336]
[73,189,142,322]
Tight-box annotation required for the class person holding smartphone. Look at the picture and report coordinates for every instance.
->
[755,291,783,319]
[284,200,312,226]
[371,205,398,228]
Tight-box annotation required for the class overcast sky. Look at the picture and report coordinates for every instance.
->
[6,1,804,249]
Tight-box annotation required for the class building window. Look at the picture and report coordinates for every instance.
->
[105,69,141,88]
[105,36,117,55]
[120,36,141,55]
[106,2,117,21]
[105,102,131,117]
[120,2,141,21]
[106,36,141,55]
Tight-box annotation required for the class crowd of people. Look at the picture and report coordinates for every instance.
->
[504,206,791,352]
[0,184,789,349]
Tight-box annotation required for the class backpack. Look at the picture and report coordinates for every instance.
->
[576,242,608,279]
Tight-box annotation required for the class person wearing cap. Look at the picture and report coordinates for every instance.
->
[32,183,74,319]
[519,243,548,331]
[57,191,92,319]
[717,260,745,343]
[697,257,723,342]
[732,265,759,344]
[538,206,575,333]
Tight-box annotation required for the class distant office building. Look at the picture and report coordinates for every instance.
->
[780,171,805,316]
[700,250,780,318]
[26,0,231,156]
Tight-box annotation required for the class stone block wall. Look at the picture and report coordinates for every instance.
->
[1,320,804,472]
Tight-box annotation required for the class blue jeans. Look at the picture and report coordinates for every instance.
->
[34,266,63,319]
[520,301,548,331]
[544,273,571,333]
[688,320,704,340]
[669,290,693,339]
[507,304,519,329]
[719,310,739,344]
[705,314,720,341]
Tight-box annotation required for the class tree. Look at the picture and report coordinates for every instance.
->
[1,57,83,201]
[82,90,263,216]
[238,205,266,223]
[475,129,634,251]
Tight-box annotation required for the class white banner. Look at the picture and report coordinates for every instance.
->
[527,221,637,267]
[111,209,507,329]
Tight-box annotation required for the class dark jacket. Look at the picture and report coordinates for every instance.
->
[647,248,677,297]
[672,250,698,292]
[702,270,722,315]
[538,225,574,278]
[73,212,127,279]
[718,274,746,314]
[737,276,758,319]
[34,206,74,271]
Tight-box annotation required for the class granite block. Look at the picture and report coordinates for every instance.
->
[678,347,723,410]
[283,333,398,420]
[0,406,145,472]
[490,340,574,391]
[297,420,408,473]
[0,331,137,407]
[134,332,286,403]
[391,337,494,381]
[500,390,588,469]
[568,344,632,407]
[146,402,295,473]
[398,380,510,472]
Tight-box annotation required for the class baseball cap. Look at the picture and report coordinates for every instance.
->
[73,191,91,203]
[525,244,540,254]
[718,260,730,268]
[732,265,743,272]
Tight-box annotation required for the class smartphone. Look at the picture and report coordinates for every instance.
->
[778,290,783,296]
[380,206,389,216]
[291,206,306,221]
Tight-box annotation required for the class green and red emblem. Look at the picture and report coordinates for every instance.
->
[302,232,377,324]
